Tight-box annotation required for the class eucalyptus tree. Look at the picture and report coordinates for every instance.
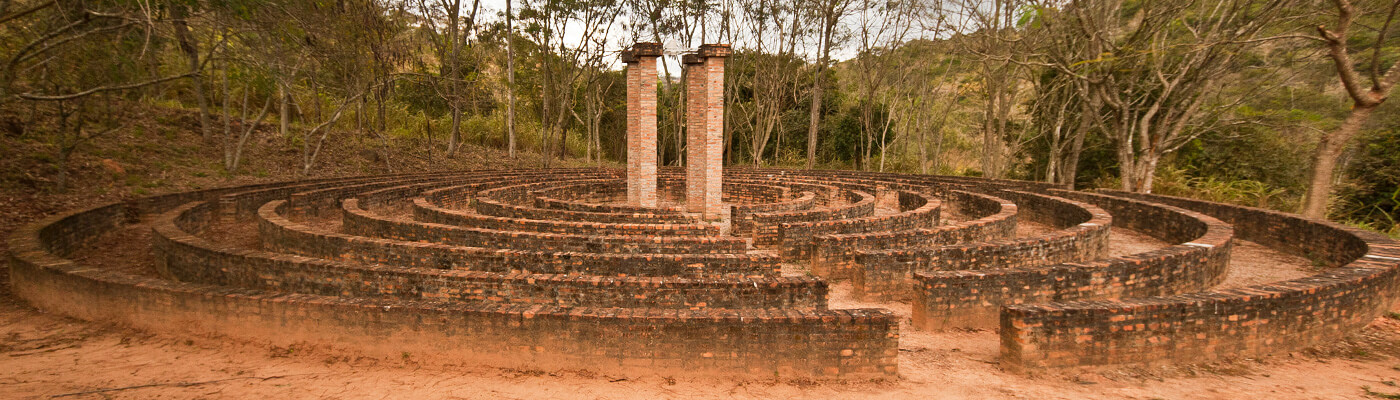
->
[520,0,622,165]
[802,0,854,169]
[849,0,919,171]
[731,0,805,166]
[415,0,481,155]
[1029,0,1304,192]
[1302,0,1400,219]
[0,0,197,190]
[949,0,1033,179]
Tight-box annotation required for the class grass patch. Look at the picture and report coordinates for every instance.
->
[1365,386,1400,399]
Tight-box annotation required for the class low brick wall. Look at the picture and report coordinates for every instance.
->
[479,175,698,220]
[731,192,818,235]
[532,180,684,215]
[263,201,778,278]
[999,191,1400,372]
[157,201,824,309]
[284,175,480,219]
[846,191,1020,300]
[751,190,876,246]
[232,169,609,221]
[720,172,840,206]
[220,175,410,221]
[357,179,482,209]
[343,199,752,255]
[777,191,942,260]
[477,176,624,204]
[912,191,1231,330]
[476,196,699,224]
[720,181,791,204]
[811,191,982,280]
[9,202,898,378]
[414,197,720,237]
[853,191,1109,302]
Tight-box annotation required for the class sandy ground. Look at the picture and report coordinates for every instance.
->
[1107,227,1169,258]
[1214,240,1314,289]
[5,217,1400,398]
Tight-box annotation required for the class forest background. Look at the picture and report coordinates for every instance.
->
[1,0,1398,237]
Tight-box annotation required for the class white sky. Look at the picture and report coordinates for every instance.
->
[466,0,972,71]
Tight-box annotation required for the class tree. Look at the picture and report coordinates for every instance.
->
[803,0,854,169]
[731,0,804,167]
[507,0,517,157]
[1,0,197,190]
[521,0,621,166]
[169,1,214,140]
[1031,0,1303,192]
[955,0,1031,179]
[415,0,481,155]
[1302,0,1400,219]
[848,0,918,171]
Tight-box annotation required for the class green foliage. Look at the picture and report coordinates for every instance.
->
[1336,119,1400,237]
[1152,167,1296,211]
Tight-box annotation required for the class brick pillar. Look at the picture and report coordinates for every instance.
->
[623,43,662,208]
[683,54,707,214]
[699,44,730,218]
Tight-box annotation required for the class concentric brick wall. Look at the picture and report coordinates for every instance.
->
[10,167,1400,378]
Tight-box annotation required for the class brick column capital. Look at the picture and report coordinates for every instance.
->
[631,42,664,57]
[698,44,731,58]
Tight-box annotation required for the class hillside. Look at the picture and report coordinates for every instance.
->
[0,101,606,251]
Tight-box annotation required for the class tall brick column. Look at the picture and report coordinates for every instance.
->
[692,44,730,218]
[623,43,662,208]
[683,54,708,215]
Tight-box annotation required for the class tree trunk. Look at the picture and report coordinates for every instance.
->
[377,85,387,133]
[1132,152,1161,193]
[1061,125,1087,189]
[1302,104,1377,218]
[1046,131,1061,183]
[170,4,210,141]
[424,112,433,165]
[506,0,516,158]
[1117,135,1135,192]
[917,112,927,174]
[279,84,291,137]
[448,105,462,154]
[806,18,833,170]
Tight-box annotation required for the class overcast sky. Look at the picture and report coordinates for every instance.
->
[463,0,963,71]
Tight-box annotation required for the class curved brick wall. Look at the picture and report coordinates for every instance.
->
[912,190,1232,330]
[7,171,900,378]
[751,190,876,246]
[998,191,1400,371]
[414,196,720,236]
[157,201,825,309]
[15,167,1400,376]
[468,180,701,224]
[852,190,1110,301]
[262,201,779,278]
[731,191,818,234]
[777,191,942,259]
[10,205,896,378]
[342,199,752,255]
[810,190,1016,280]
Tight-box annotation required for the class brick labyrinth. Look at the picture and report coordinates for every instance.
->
[9,167,1400,378]
[8,43,1400,380]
